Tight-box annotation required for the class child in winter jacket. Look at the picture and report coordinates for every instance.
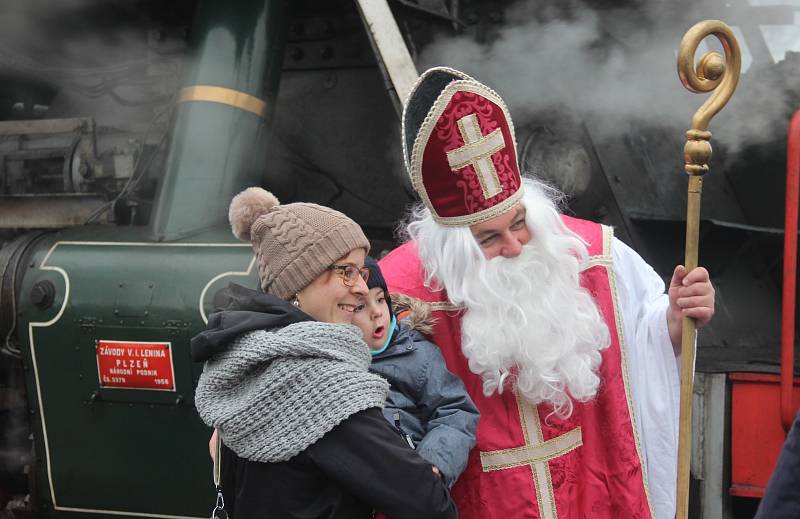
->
[352,257,479,488]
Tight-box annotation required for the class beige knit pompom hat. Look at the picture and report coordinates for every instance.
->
[229,187,370,299]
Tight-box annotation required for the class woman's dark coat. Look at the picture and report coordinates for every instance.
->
[755,411,800,519]
[191,284,457,519]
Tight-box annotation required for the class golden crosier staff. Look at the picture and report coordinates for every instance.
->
[674,20,741,519]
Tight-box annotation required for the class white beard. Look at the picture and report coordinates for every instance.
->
[407,178,611,418]
[455,239,609,417]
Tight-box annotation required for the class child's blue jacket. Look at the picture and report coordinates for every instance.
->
[369,317,479,488]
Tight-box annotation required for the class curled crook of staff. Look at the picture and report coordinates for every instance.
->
[673,19,742,519]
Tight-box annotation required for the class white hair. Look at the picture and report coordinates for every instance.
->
[403,177,610,418]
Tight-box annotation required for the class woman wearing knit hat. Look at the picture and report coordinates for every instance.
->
[190,188,457,519]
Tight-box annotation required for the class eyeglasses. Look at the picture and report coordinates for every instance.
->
[328,264,370,287]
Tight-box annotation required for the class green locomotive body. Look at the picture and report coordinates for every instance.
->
[17,227,256,518]
[1,0,799,517]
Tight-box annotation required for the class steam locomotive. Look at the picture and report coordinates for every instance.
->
[1,0,798,517]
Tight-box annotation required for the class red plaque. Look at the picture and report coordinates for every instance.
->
[96,340,176,391]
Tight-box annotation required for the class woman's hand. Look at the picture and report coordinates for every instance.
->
[209,429,219,462]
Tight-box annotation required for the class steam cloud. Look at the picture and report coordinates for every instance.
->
[0,0,181,130]
[418,0,800,152]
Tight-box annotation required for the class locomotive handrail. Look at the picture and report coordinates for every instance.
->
[781,111,800,433]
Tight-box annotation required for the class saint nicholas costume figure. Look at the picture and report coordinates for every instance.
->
[379,67,716,519]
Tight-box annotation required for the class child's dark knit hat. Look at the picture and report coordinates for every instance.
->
[364,256,393,319]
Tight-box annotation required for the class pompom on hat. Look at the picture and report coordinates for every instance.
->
[402,67,524,226]
[229,187,280,241]
[229,187,370,299]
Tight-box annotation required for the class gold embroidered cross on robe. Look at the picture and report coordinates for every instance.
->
[480,392,583,519]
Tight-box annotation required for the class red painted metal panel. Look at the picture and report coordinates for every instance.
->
[730,373,800,497]
[782,111,800,431]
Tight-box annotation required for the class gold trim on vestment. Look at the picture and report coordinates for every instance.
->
[582,255,613,270]
[538,461,557,519]
[602,222,612,258]
[600,225,657,518]
[478,393,582,519]
[479,426,583,470]
[177,86,268,118]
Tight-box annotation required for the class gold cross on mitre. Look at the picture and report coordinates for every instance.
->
[480,392,583,519]
[446,113,506,199]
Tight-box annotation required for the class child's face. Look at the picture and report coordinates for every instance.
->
[352,287,392,350]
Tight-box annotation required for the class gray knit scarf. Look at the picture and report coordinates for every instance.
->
[195,321,389,463]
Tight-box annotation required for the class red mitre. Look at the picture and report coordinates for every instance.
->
[402,67,523,226]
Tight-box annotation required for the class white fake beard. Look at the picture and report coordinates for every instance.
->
[438,231,610,419]
[407,177,611,418]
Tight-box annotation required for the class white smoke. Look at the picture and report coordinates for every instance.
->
[418,0,800,152]
[0,0,182,129]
